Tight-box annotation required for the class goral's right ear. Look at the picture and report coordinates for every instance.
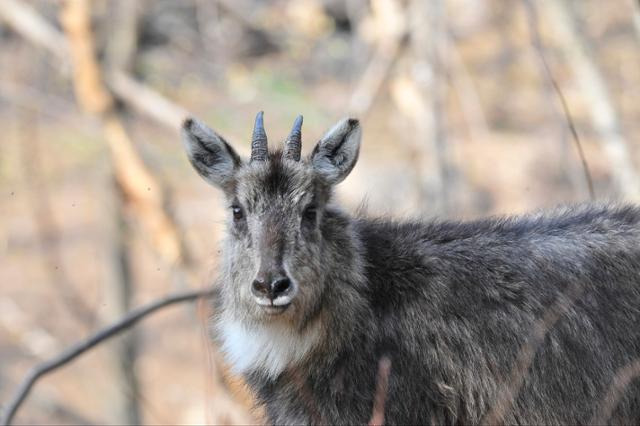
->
[181,118,242,190]
[310,118,361,185]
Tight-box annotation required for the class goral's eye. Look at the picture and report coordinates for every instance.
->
[302,205,317,223]
[231,205,244,221]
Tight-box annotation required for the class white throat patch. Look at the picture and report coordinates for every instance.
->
[218,319,321,379]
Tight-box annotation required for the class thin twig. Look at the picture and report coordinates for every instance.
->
[0,288,215,426]
[369,356,392,426]
[522,0,595,200]
[590,358,640,424]
[482,281,584,424]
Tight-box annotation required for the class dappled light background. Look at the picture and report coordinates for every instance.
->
[2,0,640,424]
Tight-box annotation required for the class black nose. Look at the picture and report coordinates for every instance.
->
[252,277,292,301]
[271,277,291,297]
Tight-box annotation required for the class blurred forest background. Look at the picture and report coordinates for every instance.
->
[2,0,640,424]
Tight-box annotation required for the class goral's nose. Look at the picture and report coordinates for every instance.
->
[251,276,292,301]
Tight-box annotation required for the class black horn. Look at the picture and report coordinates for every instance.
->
[251,111,268,162]
[283,115,303,161]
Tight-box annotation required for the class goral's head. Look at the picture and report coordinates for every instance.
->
[181,112,361,326]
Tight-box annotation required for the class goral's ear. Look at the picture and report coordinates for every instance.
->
[310,118,361,184]
[181,117,242,190]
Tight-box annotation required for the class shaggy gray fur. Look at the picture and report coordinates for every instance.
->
[182,115,640,425]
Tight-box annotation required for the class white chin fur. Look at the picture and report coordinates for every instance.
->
[218,318,320,379]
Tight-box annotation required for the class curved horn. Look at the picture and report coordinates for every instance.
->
[250,111,268,162]
[283,115,303,161]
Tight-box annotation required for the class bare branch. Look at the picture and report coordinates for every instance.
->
[348,0,407,116]
[59,0,113,114]
[627,0,640,42]
[0,0,190,262]
[0,0,189,132]
[541,0,640,201]
[59,0,188,266]
[522,0,595,201]
[107,71,189,131]
[482,281,584,424]
[348,38,405,116]
[590,359,640,424]
[0,0,68,60]
[369,356,392,426]
[0,288,215,426]
[1,3,252,423]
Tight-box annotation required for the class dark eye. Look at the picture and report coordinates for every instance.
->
[231,205,244,221]
[302,205,317,223]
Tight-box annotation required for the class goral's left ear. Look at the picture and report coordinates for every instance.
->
[310,118,361,185]
[181,117,242,191]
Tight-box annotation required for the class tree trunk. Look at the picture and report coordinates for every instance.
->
[101,178,141,424]
[408,0,453,215]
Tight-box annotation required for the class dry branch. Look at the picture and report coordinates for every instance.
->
[348,37,405,116]
[59,2,176,421]
[59,0,186,265]
[0,288,215,426]
[107,71,188,131]
[542,0,640,201]
[482,281,584,424]
[590,359,640,424]
[0,0,188,132]
[0,0,191,264]
[522,0,595,200]
[0,2,252,423]
[60,0,112,114]
[0,0,68,60]
[348,0,407,116]
[628,0,640,42]
[393,0,453,215]
[368,357,392,426]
